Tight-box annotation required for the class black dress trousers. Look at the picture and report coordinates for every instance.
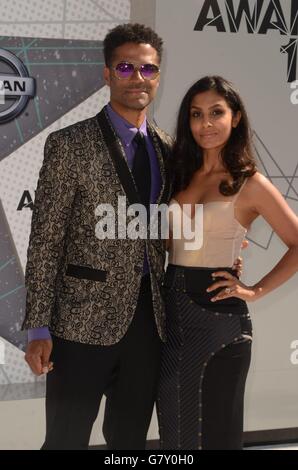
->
[41,274,162,450]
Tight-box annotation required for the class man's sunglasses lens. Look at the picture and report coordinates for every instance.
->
[115,62,159,79]
[115,62,135,78]
[140,64,159,79]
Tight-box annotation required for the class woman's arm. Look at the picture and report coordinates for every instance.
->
[249,173,298,298]
[208,173,298,302]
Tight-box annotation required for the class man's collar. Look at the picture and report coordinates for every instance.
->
[106,103,148,146]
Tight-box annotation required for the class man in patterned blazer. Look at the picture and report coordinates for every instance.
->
[23,23,173,450]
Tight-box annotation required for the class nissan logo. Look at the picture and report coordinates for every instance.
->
[0,48,35,123]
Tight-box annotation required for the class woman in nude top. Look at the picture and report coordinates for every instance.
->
[157,76,298,450]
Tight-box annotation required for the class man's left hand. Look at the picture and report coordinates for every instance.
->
[232,239,249,277]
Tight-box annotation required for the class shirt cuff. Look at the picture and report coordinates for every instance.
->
[28,327,51,342]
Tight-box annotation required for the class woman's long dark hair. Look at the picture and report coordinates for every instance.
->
[171,76,257,196]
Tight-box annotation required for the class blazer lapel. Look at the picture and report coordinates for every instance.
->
[96,108,140,206]
[147,122,171,206]
[96,109,171,208]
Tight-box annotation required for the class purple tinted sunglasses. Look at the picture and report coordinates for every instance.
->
[112,61,160,80]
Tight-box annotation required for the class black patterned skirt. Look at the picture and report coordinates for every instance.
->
[157,264,253,450]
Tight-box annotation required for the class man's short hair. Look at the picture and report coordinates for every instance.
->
[103,23,163,66]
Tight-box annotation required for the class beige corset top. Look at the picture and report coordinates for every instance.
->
[168,180,248,268]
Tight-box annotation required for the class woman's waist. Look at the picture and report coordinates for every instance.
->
[169,236,243,267]
[165,263,238,282]
[164,264,248,314]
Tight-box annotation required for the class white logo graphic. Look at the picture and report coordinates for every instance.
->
[0,48,35,123]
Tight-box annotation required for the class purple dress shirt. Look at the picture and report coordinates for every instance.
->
[28,103,162,341]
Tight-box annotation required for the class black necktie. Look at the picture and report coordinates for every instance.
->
[132,132,151,212]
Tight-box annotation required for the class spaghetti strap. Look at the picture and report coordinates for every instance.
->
[232,178,248,204]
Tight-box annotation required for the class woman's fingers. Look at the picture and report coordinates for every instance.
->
[211,287,237,302]
[207,279,235,293]
[212,271,234,280]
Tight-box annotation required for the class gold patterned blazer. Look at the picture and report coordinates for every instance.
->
[22,107,173,345]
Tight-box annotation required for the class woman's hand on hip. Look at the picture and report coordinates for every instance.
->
[207,271,262,302]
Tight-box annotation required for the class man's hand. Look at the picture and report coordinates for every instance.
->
[25,339,53,376]
[232,239,249,277]
[241,239,249,250]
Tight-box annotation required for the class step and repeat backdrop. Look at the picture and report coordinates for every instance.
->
[154,0,298,432]
[0,0,129,402]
